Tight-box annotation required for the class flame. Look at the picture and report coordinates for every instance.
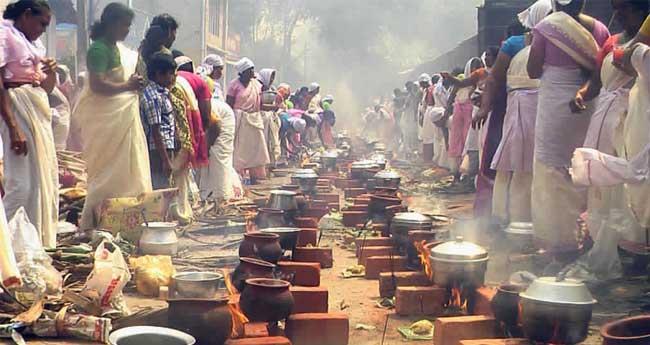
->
[415,240,433,281]
[446,287,468,311]
[550,320,562,344]
[224,271,249,338]
[517,302,523,326]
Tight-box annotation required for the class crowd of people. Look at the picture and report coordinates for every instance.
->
[0,0,337,271]
[365,0,650,279]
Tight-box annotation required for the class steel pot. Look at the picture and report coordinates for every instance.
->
[320,150,339,172]
[255,208,286,229]
[291,170,319,194]
[259,227,301,251]
[240,278,294,323]
[374,170,401,189]
[370,153,388,170]
[267,190,298,212]
[239,232,283,264]
[139,222,179,256]
[350,160,379,180]
[172,272,224,299]
[391,213,433,256]
[520,277,596,345]
[109,326,196,345]
[167,298,232,345]
[429,236,489,287]
[601,315,650,345]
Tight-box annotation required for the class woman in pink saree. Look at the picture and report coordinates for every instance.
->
[227,57,270,184]
[527,0,609,272]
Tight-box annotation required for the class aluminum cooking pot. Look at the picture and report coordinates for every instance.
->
[267,190,298,211]
[109,326,195,345]
[374,170,401,189]
[429,236,488,287]
[291,170,319,194]
[520,276,596,345]
[172,272,224,299]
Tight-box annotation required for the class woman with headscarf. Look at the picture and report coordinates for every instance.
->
[476,0,552,227]
[258,68,281,168]
[197,54,225,97]
[418,73,436,164]
[441,57,486,190]
[227,57,269,184]
[527,0,610,272]
[75,3,151,231]
[318,95,336,148]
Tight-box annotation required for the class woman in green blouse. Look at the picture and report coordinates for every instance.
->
[73,2,153,230]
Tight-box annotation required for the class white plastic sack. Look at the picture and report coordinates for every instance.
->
[9,207,62,301]
[0,198,20,288]
[83,240,131,316]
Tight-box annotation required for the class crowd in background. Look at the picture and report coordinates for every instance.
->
[0,0,337,275]
[363,0,650,280]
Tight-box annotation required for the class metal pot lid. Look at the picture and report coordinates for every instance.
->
[520,277,597,305]
[292,170,319,179]
[259,227,301,234]
[270,190,297,196]
[505,222,534,235]
[141,222,177,228]
[351,160,379,169]
[374,170,401,179]
[370,154,387,162]
[430,236,488,262]
[392,212,432,225]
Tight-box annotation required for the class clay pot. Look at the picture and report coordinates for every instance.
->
[491,284,525,337]
[231,257,276,292]
[167,297,232,345]
[294,217,319,228]
[240,278,294,323]
[601,315,650,345]
[255,208,286,229]
[239,232,283,264]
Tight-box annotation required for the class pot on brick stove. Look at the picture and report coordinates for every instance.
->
[167,297,232,345]
[259,227,302,253]
[239,232,283,264]
[491,283,526,337]
[267,190,299,223]
[429,236,489,288]
[520,276,596,345]
[391,212,432,254]
[368,194,402,223]
[350,160,380,181]
[291,169,319,195]
[231,257,276,292]
[374,170,401,189]
[370,153,388,170]
[407,230,440,269]
[320,150,339,173]
[255,208,286,229]
[601,315,650,345]
[240,278,294,323]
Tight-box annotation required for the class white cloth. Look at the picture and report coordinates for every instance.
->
[518,0,553,29]
[259,68,275,89]
[429,107,448,168]
[76,44,152,230]
[200,100,243,201]
[174,56,193,69]
[233,109,270,170]
[308,82,320,92]
[418,73,431,83]
[201,54,224,75]
[235,57,254,74]
[50,87,71,151]
[1,86,58,248]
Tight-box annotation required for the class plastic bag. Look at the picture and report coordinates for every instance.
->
[9,208,62,303]
[129,255,175,297]
[82,240,131,316]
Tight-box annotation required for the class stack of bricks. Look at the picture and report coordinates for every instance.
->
[354,236,407,280]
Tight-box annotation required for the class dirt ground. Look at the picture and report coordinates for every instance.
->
[16,166,650,345]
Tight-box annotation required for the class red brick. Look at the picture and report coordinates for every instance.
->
[293,247,333,269]
[314,193,339,205]
[334,178,362,189]
[395,286,446,316]
[473,286,496,317]
[344,188,366,199]
[342,211,367,227]
[277,261,321,287]
[244,322,270,338]
[225,336,292,345]
[286,313,349,345]
[294,217,319,228]
[290,286,328,314]
[357,246,396,266]
[353,196,371,205]
[310,199,329,208]
[345,204,368,212]
[433,316,498,345]
[355,237,394,257]
[316,179,331,187]
[301,207,329,220]
[459,339,529,345]
[297,228,318,247]
[378,271,432,298]
[364,255,407,279]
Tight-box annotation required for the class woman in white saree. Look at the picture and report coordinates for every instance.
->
[75,3,151,230]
